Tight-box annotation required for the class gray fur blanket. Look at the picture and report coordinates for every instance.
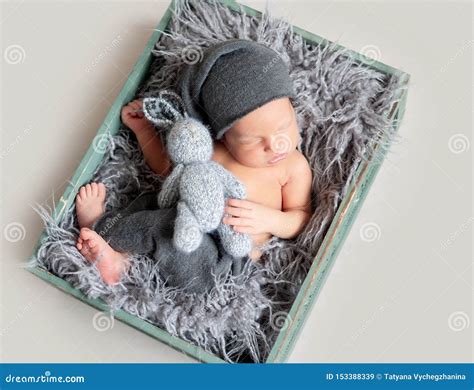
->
[29,0,406,362]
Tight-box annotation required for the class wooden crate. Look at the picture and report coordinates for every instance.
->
[27,0,410,363]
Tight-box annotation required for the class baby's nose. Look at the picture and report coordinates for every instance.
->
[262,137,274,152]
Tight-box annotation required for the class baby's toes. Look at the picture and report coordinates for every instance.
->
[97,183,106,200]
[80,227,95,241]
[79,186,87,199]
[79,243,90,258]
[79,228,102,252]
[128,102,138,116]
[76,236,84,250]
[86,238,98,249]
[90,182,99,196]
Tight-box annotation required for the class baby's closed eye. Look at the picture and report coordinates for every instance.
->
[239,137,260,145]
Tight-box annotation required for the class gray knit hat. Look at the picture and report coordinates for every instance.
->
[178,39,295,139]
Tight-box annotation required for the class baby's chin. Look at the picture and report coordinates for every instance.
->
[233,157,263,168]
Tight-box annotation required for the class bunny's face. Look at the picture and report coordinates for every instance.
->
[142,90,214,164]
[167,118,214,164]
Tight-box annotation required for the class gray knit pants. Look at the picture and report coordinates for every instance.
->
[92,192,247,294]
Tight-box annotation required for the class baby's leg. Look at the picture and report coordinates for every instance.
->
[80,198,235,293]
[92,191,159,236]
[94,208,177,255]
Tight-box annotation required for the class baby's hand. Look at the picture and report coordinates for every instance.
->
[121,99,154,134]
[222,199,281,236]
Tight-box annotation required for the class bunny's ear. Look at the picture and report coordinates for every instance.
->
[157,90,187,118]
[142,90,187,128]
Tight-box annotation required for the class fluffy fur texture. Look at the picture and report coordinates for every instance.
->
[29,0,406,363]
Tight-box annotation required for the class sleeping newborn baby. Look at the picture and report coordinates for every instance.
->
[75,39,313,285]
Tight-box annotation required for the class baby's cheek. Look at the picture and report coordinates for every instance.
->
[237,144,257,155]
[291,129,300,149]
[248,148,265,160]
[237,147,264,164]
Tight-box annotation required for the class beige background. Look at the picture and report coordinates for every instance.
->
[0,0,472,363]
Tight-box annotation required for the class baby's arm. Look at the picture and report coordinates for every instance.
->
[121,99,171,178]
[273,153,313,239]
[223,153,312,240]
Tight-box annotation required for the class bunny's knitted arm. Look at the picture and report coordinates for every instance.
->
[210,161,246,200]
[210,161,252,257]
[157,164,185,208]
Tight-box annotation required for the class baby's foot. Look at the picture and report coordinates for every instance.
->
[77,228,130,285]
[76,182,106,229]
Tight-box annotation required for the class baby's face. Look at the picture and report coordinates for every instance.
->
[222,97,299,168]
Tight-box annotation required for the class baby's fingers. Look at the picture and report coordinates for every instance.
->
[222,216,251,226]
[232,225,253,234]
[129,100,144,117]
[121,105,136,119]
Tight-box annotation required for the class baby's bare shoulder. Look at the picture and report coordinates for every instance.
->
[285,150,312,176]
[281,151,313,211]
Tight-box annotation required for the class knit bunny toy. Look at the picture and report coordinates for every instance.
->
[142,90,252,258]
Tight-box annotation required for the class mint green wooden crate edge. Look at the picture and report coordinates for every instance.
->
[26,0,410,364]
